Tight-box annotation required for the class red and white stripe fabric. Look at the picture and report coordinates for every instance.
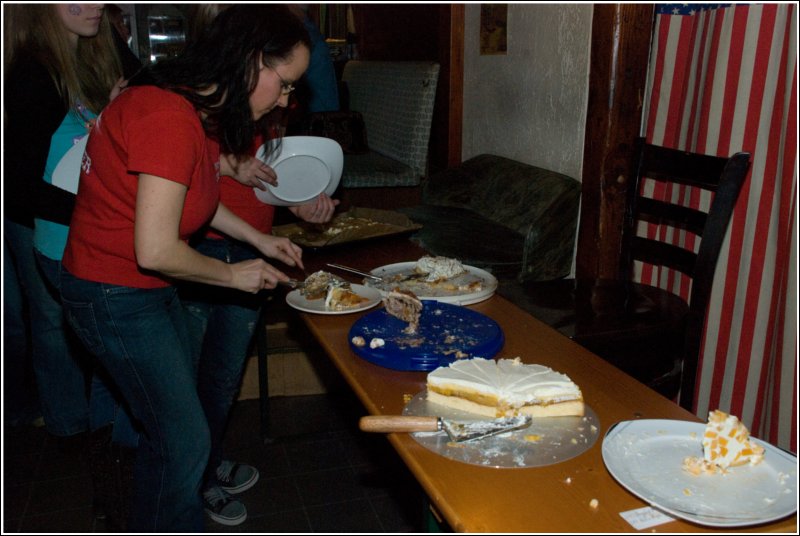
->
[642,3,796,452]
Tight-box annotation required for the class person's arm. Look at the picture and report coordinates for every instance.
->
[4,56,76,225]
[210,202,305,271]
[220,153,277,190]
[133,173,287,292]
[287,193,339,223]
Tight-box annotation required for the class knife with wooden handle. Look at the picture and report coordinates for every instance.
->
[360,415,442,433]
[359,415,531,442]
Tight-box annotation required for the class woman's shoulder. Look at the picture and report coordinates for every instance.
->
[107,86,205,139]
[113,86,200,125]
[117,85,194,110]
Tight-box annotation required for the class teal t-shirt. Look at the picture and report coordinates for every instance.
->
[33,107,95,260]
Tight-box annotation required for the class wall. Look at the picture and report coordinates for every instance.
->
[462,4,592,182]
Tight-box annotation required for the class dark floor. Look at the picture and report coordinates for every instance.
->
[2,391,429,533]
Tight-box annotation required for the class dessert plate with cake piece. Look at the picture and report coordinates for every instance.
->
[365,256,498,305]
[286,282,381,315]
[602,415,797,527]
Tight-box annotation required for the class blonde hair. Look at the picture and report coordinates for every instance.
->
[4,4,123,115]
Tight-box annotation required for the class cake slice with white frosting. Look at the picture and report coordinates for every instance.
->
[426,357,584,418]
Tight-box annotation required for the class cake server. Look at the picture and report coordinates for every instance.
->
[327,263,430,284]
[326,263,384,281]
[359,415,532,443]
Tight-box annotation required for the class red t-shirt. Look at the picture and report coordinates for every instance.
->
[206,135,275,239]
[63,86,221,288]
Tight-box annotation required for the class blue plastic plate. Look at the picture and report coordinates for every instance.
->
[348,301,504,371]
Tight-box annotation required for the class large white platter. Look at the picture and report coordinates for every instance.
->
[404,391,599,468]
[285,284,381,315]
[365,262,498,305]
[254,136,343,206]
[51,135,88,193]
[602,419,797,527]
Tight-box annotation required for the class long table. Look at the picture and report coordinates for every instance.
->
[288,236,796,532]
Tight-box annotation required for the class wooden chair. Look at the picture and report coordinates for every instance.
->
[498,138,750,410]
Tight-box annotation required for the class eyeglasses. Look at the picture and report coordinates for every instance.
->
[268,66,295,95]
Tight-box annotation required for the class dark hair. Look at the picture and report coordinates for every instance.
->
[129,4,310,156]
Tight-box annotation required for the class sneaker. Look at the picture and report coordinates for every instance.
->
[203,486,247,526]
[217,460,259,494]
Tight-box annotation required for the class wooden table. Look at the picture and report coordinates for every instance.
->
[288,237,796,533]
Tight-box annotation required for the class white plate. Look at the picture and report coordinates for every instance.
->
[253,136,343,206]
[365,262,498,305]
[51,136,88,193]
[602,419,797,527]
[285,284,381,315]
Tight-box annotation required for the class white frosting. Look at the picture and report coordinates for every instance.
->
[427,357,582,406]
[702,410,764,469]
[415,256,466,282]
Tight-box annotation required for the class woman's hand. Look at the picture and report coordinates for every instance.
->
[289,193,340,223]
[222,154,277,189]
[229,258,288,293]
[253,234,304,271]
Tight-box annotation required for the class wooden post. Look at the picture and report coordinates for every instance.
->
[576,4,654,280]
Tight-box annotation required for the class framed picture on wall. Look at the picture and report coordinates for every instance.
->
[480,4,508,55]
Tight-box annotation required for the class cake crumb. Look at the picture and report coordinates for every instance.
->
[369,337,385,349]
[351,336,366,347]
[589,498,599,509]
[682,488,692,496]
[570,438,578,444]
[523,434,542,442]
[564,477,572,484]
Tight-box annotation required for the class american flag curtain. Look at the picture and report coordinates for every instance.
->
[641,3,796,452]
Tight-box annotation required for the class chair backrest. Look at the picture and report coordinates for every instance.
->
[623,137,751,408]
[342,61,440,178]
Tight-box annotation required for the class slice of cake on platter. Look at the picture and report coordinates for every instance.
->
[426,357,584,418]
[382,288,423,333]
[325,284,369,311]
[301,270,347,300]
[682,409,765,475]
[414,255,467,282]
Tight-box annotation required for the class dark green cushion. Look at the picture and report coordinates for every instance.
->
[423,154,580,238]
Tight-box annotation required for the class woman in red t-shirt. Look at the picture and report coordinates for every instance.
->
[179,130,338,527]
[60,6,311,532]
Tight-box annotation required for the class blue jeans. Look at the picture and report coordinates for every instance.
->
[3,221,40,424]
[27,246,90,436]
[179,237,263,489]
[61,268,210,532]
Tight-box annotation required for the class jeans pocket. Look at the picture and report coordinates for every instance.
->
[62,298,106,355]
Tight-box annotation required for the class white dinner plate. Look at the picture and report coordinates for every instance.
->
[51,136,88,193]
[602,419,797,527]
[364,262,498,305]
[285,284,381,315]
[254,136,343,206]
